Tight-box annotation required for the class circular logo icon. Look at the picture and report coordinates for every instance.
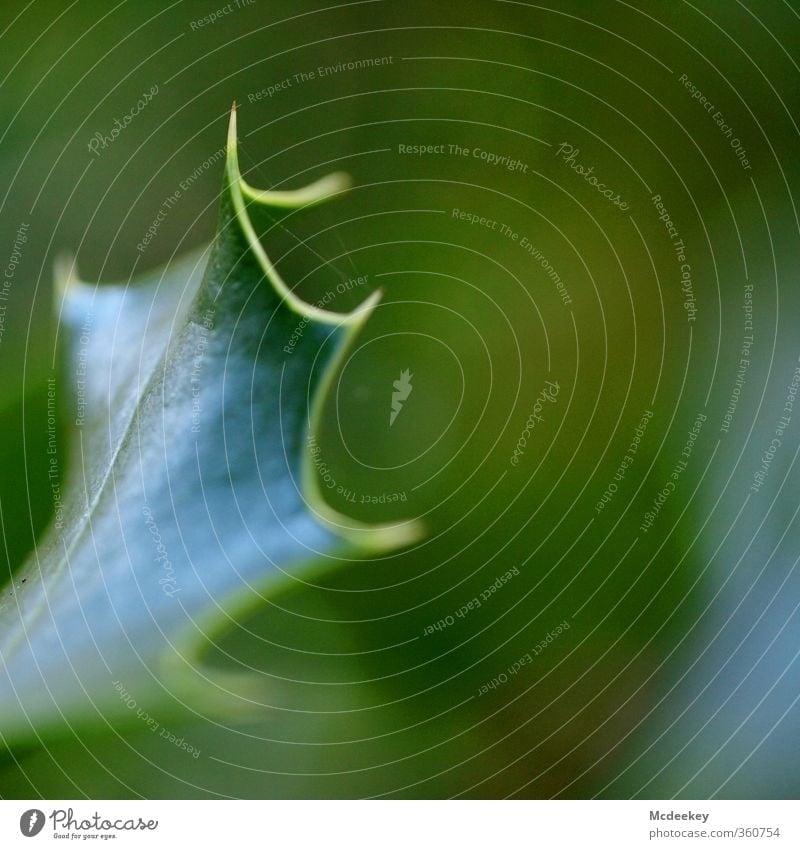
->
[19,809,45,837]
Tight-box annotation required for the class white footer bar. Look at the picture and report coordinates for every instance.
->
[2,800,797,847]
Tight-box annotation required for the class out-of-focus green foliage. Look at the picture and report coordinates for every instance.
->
[1,0,799,799]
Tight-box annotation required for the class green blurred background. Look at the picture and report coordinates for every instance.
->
[1,0,800,798]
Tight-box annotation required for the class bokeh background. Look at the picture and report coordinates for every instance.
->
[1,0,800,798]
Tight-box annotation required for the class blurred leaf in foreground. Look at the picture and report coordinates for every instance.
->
[0,108,419,745]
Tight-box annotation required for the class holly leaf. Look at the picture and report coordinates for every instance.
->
[0,108,420,744]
